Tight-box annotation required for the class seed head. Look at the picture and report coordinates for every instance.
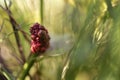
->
[30,23,50,54]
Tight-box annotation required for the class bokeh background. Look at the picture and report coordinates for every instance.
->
[0,0,120,80]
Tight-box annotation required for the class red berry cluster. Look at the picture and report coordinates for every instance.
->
[30,23,50,53]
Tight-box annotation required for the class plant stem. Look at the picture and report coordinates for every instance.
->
[9,15,26,64]
[17,53,39,80]
[40,0,44,24]
[3,0,26,64]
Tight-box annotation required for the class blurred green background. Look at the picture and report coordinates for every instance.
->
[0,0,120,80]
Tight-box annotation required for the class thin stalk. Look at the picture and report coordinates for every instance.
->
[0,68,15,80]
[61,46,75,80]
[40,0,44,24]
[9,15,26,64]
[17,53,39,80]
[3,0,26,63]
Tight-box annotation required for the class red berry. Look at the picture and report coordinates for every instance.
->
[30,23,50,54]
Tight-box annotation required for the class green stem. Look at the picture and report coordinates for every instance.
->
[17,53,39,80]
[0,68,14,80]
[40,0,44,24]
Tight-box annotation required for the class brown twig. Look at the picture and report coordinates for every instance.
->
[9,14,26,64]
[2,0,26,64]
[1,0,32,64]
[20,30,30,44]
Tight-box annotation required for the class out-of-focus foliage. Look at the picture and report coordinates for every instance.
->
[63,0,120,80]
[0,0,120,80]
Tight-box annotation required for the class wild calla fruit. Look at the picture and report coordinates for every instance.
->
[30,23,50,53]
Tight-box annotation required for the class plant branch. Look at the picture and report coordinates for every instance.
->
[40,0,44,24]
[9,14,26,64]
[1,0,26,64]
[17,53,39,80]
[1,0,31,64]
